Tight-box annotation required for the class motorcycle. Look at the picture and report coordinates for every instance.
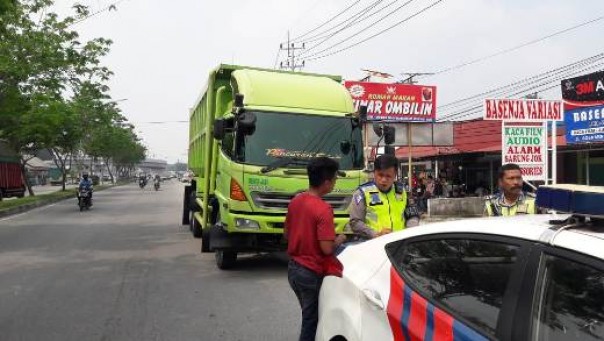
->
[153,180,160,191]
[77,188,92,211]
[138,178,147,189]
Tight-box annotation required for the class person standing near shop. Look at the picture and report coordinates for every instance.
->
[347,154,420,243]
[485,163,537,216]
[284,157,346,341]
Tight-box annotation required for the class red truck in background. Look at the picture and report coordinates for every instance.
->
[0,157,25,200]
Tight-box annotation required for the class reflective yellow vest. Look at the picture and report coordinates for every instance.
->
[484,195,536,216]
[360,182,407,232]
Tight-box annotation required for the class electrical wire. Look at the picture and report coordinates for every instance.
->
[301,0,420,59]
[289,0,361,43]
[438,59,604,121]
[71,0,128,26]
[438,53,604,111]
[305,0,445,62]
[430,14,604,76]
[297,0,391,45]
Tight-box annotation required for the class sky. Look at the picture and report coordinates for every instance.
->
[53,0,604,163]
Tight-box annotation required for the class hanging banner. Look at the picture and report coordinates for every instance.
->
[562,71,604,144]
[345,81,436,122]
[502,125,547,181]
[484,98,562,122]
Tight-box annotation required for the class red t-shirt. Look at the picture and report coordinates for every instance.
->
[285,192,336,275]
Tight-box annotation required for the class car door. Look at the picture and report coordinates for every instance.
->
[383,233,532,341]
[512,244,604,341]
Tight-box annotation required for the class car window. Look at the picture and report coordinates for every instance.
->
[531,254,604,341]
[387,238,520,338]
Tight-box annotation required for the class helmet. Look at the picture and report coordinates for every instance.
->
[82,172,89,180]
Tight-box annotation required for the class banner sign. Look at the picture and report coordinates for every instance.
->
[484,99,562,122]
[345,81,436,122]
[502,125,547,181]
[562,71,604,144]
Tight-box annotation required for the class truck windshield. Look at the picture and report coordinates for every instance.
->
[234,111,363,170]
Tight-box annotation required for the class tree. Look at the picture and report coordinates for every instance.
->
[0,0,113,194]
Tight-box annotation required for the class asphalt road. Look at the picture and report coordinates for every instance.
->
[0,181,299,341]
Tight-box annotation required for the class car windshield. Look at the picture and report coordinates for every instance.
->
[234,111,363,170]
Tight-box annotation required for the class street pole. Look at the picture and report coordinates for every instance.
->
[408,123,413,192]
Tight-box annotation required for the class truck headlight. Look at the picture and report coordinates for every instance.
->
[235,218,260,230]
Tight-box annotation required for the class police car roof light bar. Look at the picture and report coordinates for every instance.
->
[537,184,604,217]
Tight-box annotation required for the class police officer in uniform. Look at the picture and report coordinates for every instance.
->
[485,163,537,216]
[347,155,420,243]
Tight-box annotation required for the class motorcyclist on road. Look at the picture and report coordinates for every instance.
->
[153,174,161,190]
[78,173,94,205]
[138,174,147,188]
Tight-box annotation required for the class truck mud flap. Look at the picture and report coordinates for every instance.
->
[209,225,255,251]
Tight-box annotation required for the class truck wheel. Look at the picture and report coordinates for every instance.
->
[215,250,237,270]
[201,229,211,253]
[191,212,203,238]
[182,185,192,225]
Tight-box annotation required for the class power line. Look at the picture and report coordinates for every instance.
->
[438,53,604,111]
[300,0,419,59]
[299,0,403,57]
[438,56,604,121]
[290,0,361,43]
[305,0,445,62]
[430,14,604,76]
[296,0,388,45]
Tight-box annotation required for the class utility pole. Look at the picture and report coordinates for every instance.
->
[396,72,433,192]
[279,31,306,71]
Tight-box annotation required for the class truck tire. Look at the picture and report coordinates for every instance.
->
[215,250,237,270]
[191,212,203,238]
[182,185,192,225]
[201,229,211,253]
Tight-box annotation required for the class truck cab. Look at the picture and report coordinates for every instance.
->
[183,65,366,269]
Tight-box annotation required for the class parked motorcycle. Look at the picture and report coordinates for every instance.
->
[77,189,92,211]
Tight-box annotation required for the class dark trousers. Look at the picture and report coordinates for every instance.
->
[288,260,324,341]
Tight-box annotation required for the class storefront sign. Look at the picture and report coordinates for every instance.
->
[562,71,604,144]
[502,125,547,181]
[345,81,436,122]
[484,99,562,122]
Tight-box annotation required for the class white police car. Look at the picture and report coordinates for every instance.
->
[317,185,604,341]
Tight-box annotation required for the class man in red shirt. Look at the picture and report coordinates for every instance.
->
[285,157,346,341]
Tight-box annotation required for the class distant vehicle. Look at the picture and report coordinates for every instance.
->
[182,64,366,269]
[0,157,25,200]
[317,184,604,341]
[77,188,92,211]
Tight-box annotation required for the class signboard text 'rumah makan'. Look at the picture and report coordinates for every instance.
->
[345,81,436,122]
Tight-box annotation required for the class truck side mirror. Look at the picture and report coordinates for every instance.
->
[384,145,396,156]
[237,112,257,135]
[340,141,351,155]
[384,126,395,145]
[234,93,244,107]
[372,123,383,137]
[213,119,226,140]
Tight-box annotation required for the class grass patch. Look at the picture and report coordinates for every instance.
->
[0,184,116,213]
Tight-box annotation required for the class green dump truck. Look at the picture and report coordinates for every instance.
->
[182,64,366,269]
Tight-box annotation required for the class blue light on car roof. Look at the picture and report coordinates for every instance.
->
[536,185,604,216]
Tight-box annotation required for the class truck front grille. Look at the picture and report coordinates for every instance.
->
[251,192,351,211]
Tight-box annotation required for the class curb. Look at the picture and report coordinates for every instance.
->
[0,184,121,219]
